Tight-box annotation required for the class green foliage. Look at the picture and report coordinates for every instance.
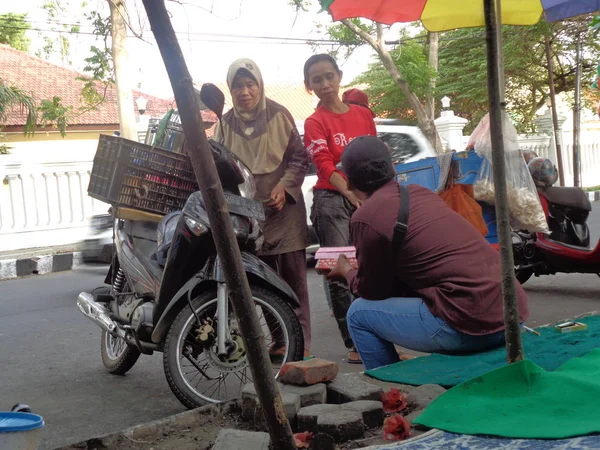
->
[39,96,72,137]
[0,79,37,135]
[77,10,113,110]
[437,17,600,133]
[36,1,81,65]
[351,35,436,123]
[0,13,31,52]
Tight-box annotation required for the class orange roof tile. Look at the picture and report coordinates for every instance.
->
[0,44,215,127]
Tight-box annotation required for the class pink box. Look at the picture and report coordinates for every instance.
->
[315,247,358,275]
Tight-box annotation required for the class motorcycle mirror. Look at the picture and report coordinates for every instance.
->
[199,83,225,120]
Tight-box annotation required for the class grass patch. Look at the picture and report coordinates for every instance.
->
[584,185,600,192]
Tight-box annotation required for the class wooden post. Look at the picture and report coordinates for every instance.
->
[483,0,524,364]
[544,34,565,187]
[141,1,297,448]
[573,34,582,188]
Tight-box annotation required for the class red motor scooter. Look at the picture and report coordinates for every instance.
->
[510,185,600,284]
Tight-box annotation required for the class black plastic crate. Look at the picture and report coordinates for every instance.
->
[88,135,198,215]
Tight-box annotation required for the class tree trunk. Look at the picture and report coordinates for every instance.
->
[341,20,443,153]
[425,32,439,121]
[109,0,137,141]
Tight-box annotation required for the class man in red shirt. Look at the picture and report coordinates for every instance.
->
[329,136,530,370]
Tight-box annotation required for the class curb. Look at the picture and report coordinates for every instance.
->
[0,251,83,281]
[54,401,238,450]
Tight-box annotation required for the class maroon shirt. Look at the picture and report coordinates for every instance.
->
[345,181,529,336]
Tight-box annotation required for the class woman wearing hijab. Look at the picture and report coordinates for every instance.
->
[214,58,311,357]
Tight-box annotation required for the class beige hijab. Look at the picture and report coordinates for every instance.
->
[215,58,293,175]
[226,58,267,122]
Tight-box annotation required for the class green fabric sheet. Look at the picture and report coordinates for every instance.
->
[365,315,600,387]
[414,348,600,439]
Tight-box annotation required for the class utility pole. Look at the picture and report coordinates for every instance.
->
[109,0,138,141]
[141,1,297,448]
[425,32,439,121]
[544,34,565,187]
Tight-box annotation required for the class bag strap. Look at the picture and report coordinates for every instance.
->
[392,184,410,249]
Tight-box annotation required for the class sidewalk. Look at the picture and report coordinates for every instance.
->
[0,243,87,281]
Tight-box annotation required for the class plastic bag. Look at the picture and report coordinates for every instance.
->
[471,113,549,234]
[440,184,488,236]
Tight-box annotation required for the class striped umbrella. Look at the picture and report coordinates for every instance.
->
[320,0,600,30]
[318,0,600,363]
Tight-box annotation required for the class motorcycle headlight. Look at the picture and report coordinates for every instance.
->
[232,157,256,200]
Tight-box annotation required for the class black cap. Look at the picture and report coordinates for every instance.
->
[341,135,395,193]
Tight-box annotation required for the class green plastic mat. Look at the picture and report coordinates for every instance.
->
[366,315,600,387]
[414,348,600,439]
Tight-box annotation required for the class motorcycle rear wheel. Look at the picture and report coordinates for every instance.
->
[163,285,304,409]
[96,286,141,375]
[100,330,141,375]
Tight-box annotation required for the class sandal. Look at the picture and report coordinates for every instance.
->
[346,349,363,364]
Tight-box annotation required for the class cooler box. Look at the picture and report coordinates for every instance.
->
[394,151,498,244]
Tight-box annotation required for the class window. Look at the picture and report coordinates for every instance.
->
[378,132,421,164]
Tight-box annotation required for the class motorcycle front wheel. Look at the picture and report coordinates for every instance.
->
[163,285,304,408]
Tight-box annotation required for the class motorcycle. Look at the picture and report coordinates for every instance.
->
[78,84,304,409]
[511,184,600,284]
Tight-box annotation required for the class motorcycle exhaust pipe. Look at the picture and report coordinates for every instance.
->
[77,292,125,339]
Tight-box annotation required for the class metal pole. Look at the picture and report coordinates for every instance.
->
[544,34,565,187]
[141,2,297,448]
[573,34,582,188]
[483,0,524,364]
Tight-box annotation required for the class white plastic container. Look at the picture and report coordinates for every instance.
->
[0,412,44,450]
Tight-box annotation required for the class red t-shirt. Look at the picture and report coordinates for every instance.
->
[304,104,377,191]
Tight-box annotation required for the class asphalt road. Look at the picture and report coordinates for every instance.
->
[0,207,598,449]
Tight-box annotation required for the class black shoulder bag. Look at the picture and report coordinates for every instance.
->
[392,184,410,250]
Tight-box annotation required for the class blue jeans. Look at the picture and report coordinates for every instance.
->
[347,297,507,370]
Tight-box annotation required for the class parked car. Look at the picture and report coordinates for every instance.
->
[81,214,113,262]
[299,122,437,258]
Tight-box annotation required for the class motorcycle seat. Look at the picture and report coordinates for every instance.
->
[541,187,591,212]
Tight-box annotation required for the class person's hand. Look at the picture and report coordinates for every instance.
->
[267,184,286,211]
[344,191,363,209]
[327,254,353,280]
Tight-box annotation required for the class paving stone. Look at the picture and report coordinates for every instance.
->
[326,373,384,404]
[406,384,446,410]
[279,358,339,385]
[241,383,301,425]
[297,404,341,433]
[317,409,364,443]
[341,400,384,429]
[278,382,327,407]
[212,428,269,450]
[309,433,335,450]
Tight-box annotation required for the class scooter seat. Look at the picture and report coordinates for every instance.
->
[542,187,591,212]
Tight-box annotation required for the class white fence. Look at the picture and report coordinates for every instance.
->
[0,142,110,252]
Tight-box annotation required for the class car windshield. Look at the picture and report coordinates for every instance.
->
[304,131,421,175]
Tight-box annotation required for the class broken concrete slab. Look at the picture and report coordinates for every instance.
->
[406,384,446,410]
[317,409,365,443]
[297,403,341,433]
[341,400,384,429]
[278,382,327,407]
[279,358,339,385]
[327,373,384,404]
[212,429,269,450]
